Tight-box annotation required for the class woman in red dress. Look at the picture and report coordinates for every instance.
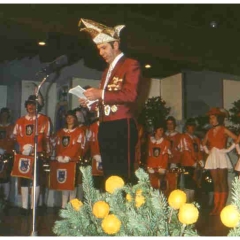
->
[203,107,237,215]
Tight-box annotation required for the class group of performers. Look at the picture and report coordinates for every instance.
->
[1,99,240,217]
[141,107,240,216]
[0,95,102,215]
[1,17,240,219]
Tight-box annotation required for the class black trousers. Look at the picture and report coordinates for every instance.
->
[98,118,138,183]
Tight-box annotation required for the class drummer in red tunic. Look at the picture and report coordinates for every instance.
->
[146,121,170,190]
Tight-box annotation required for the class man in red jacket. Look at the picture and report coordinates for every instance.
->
[78,18,141,183]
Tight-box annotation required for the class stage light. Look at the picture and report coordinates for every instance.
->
[145,64,151,68]
[38,41,46,46]
[210,21,217,28]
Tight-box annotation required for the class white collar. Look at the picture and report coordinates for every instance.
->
[186,133,195,139]
[165,131,178,137]
[150,136,164,144]
[25,114,40,120]
[63,128,76,133]
[109,52,124,71]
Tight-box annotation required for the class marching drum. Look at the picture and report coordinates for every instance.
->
[49,161,77,191]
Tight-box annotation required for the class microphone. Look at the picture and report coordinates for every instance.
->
[41,55,68,74]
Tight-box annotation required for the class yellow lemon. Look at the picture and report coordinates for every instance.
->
[135,194,145,208]
[92,201,110,218]
[70,198,83,211]
[105,176,125,194]
[101,214,121,235]
[126,193,132,202]
[178,203,199,225]
[220,205,240,228]
[168,189,187,210]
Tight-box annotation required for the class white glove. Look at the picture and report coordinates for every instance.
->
[192,162,197,168]
[63,156,71,163]
[147,167,154,174]
[236,144,240,155]
[0,148,6,155]
[93,154,101,163]
[56,156,64,163]
[198,160,204,168]
[219,143,236,154]
[170,163,177,169]
[158,168,166,174]
[203,145,209,154]
[22,144,33,155]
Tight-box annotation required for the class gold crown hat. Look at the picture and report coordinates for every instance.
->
[78,18,125,44]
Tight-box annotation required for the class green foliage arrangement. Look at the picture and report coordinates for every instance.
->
[53,166,199,236]
[138,96,171,133]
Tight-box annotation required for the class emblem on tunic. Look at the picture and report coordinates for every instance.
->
[62,136,70,147]
[0,130,6,139]
[57,169,67,183]
[19,158,30,173]
[26,125,34,136]
[104,105,111,116]
[111,105,118,113]
[153,147,161,157]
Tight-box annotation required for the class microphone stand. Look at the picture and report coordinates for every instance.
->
[31,74,49,236]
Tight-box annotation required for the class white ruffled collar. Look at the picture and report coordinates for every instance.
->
[63,128,77,133]
[150,136,164,144]
[25,114,40,120]
[165,131,178,137]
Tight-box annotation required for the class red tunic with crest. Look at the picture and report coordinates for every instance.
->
[165,131,181,164]
[146,136,170,171]
[0,123,15,153]
[13,114,50,153]
[92,56,141,122]
[55,127,86,162]
[179,133,203,167]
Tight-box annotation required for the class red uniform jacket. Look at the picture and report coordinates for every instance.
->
[55,127,86,162]
[147,136,170,171]
[165,131,181,164]
[0,123,15,153]
[179,133,203,167]
[93,56,141,122]
[13,114,50,153]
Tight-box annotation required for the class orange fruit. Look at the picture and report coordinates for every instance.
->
[92,201,110,218]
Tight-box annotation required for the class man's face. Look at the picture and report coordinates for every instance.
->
[155,128,164,138]
[166,120,175,131]
[186,125,195,135]
[66,115,76,126]
[97,42,119,64]
[26,103,36,114]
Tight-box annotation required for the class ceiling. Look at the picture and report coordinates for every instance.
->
[1,4,240,77]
